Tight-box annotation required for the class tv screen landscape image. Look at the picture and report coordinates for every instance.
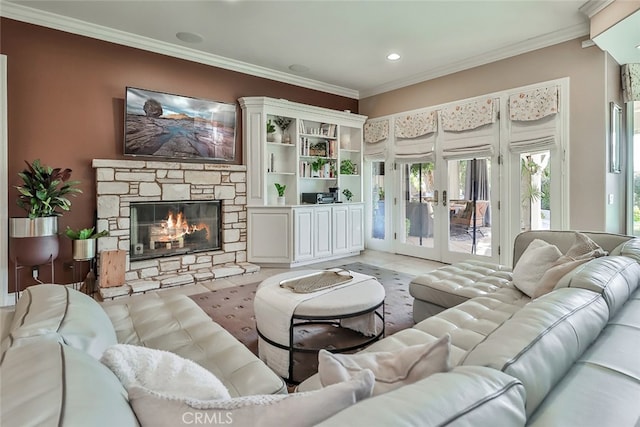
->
[124,87,237,162]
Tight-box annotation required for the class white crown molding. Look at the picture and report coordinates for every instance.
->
[360,22,590,99]
[579,0,615,18]
[0,2,360,100]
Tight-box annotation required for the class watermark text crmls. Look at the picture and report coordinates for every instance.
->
[182,411,233,425]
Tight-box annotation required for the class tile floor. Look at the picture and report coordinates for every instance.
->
[100,249,445,307]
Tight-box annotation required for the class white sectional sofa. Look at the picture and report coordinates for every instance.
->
[298,231,640,425]
[0,285,287,426]
[2,230,640,426]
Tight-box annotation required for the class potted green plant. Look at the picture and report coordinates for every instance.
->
[10,159,82,267]
[65,226,109,261]
[274,116,292,143]
[274,183,287,205]
[342,188,353,202]
[340,159,356,175]
[311,157,326,177]
[266,119,280,143]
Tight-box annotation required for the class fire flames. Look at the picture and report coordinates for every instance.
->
[161,211,210,241]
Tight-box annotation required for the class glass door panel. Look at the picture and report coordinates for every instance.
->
[520,152,550,232]
[404,163,436,249]
[394,162,440,260]
[371,161,386,240]
[446,158,492,258]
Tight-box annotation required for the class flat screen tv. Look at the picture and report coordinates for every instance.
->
[124,87,237,162]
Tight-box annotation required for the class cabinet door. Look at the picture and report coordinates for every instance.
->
[348,204,365,251]
[314,206,333,258]
[294,208,314,261]
[332,205,349,254]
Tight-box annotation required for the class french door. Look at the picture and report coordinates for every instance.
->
[394,156,499,264]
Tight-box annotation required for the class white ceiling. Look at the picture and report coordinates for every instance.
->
[1,0,637,99]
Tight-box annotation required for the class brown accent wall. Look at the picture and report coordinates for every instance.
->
[1,18,357,288]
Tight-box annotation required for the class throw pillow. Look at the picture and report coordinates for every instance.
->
[318,334,451,396]
[531,232,607,299]
[100,344,231,401]
[128,369,375,427]
[564,232,607,260]
[531,258,592,299]
[512,239,562,298]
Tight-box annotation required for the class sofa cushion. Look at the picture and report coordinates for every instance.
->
[555,256,640,318]
[0,338,138,427]
[462,287,609,416]
[2,284,117,359]
[318,334,451,396]
[610,236,640,262]
[128,370,374,427]
[409,260,512,309]
[315,366,526,427]
[512,239,562,297]
[529,287,640,426]
[101,344,231,401]
[103,292,287,397]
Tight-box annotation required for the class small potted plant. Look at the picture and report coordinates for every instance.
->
[340,159,356,175]
[311,157,326,178]
[10,159,82,267]
[65,226,109,261]
[274,116,292,143]
[274,183,287,205]
[342,188,353,202]
[266,119,280,143]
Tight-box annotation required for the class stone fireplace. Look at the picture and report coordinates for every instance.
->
[93,159,256,297]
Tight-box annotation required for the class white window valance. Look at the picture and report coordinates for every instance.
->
[509,86,558,121]
[622,64,640,103]
[393,111,437,162]
[441,98,498,159]
[364,119,389,143]
[508,86,560,153]
[441,98,497,132]
[394,111,437,138]
[509,114,558,153]
[364,119,389,160]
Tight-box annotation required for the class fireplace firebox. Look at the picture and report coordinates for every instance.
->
[129,200,222,261]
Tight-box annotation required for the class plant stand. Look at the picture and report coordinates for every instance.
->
[72,258,97,295]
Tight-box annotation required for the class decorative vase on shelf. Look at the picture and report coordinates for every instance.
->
[272,133,282,143]
[340,133,351,149]
[277,196,285,205]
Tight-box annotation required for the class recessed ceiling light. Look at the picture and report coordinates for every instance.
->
[636,44,640,49]
[387,53,401,61]
[176,32,203,44]
[289,64,310,73]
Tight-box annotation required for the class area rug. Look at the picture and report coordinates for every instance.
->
[189,262,416,383]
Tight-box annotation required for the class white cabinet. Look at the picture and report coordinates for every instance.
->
[332,204,349,254]
[293,208,314,261]
[247,208,292,264]
[293,206,333,262]
[240,96,367,266]
[349,203,365,251]
[314,206,333,258]
[333,204,364,255]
